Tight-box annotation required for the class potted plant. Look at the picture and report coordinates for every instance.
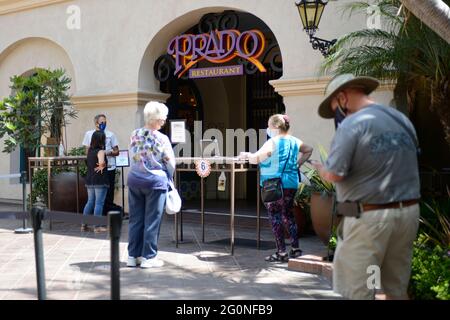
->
[1,68,79,210]
[0,68,77,158]
[29,147,88,212]
[300,145,340,245]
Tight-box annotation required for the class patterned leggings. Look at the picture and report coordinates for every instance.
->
[264,189,299,252]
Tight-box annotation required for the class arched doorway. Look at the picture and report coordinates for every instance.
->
[152,10,284,208]
[154,11,283,135]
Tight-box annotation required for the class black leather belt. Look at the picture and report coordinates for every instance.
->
[362,199,419,212]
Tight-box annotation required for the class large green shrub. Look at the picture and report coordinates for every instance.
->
[409,196,450,300]
[410,234,450,300]
[28,169,49,207]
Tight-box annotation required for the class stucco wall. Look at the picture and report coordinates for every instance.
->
[0,0,366,95]
[0,0,390,202]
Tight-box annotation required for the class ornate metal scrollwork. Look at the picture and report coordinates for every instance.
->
[261,43,283,73]
[197,10,239,33]
[237,42,283,74]
[218,10,239,30]
[237,58,258,75]
[154,54,175,82]
[309,36,337,57]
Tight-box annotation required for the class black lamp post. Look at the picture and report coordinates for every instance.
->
[295,0,337,56]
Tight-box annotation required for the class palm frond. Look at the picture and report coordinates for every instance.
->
[335,28,397,49]
[339,0,401,20]
[324,45,399,80]
[322,28,399,76]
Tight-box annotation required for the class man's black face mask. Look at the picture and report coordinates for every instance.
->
[334,104,347,129]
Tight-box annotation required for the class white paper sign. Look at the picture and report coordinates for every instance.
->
[170,120,186,143]
[116,150,130,167]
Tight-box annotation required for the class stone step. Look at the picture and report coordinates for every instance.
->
[288,254,333,283]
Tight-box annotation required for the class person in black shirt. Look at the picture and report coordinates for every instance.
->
[81,131,109,233]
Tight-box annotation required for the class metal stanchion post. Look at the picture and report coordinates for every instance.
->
[15,171,33,234]
[230,166,235,256]
[31,205,46,300]
[201,176,204,243]
[174,170,178,247]
[109,211,122,300]
[121,167,125,219]
[256,168,260,250]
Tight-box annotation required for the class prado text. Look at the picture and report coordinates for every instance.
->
[176,304,273,317]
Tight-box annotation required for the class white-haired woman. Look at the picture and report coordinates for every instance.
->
[126,101,175,268]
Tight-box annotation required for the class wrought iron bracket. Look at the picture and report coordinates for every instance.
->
[309,35,337,57]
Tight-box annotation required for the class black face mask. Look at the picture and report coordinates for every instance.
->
[334,104,348,129]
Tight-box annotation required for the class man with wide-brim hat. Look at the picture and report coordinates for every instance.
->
[312,74,421,300]
[318,73,380,120]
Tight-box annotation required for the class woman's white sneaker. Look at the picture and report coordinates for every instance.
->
[140,257,164,268]
[127,256,143,267]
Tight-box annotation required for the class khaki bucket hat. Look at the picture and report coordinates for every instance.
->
[318,74,380,119]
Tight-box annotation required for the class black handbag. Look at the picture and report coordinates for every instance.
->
[261,141,292,203]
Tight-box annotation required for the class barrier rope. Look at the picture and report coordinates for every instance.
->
[0,209,108,225]
[0,173,21,179]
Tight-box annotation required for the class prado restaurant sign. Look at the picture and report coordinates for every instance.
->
[167,29,266,79]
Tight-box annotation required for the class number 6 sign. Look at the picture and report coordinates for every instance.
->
[195,159,211,178]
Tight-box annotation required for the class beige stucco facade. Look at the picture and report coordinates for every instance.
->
[0,0,394,207]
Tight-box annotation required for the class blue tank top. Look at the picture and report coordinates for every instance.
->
[259,136,301,189]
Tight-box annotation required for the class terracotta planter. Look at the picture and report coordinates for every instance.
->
[310,192,341,245]
[50,171,88,213]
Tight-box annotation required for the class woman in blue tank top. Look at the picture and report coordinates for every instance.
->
[240,114,313,262]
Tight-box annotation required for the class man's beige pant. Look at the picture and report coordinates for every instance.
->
[333,204,420,300]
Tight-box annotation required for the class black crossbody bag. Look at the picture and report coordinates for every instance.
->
[261,141,292,203]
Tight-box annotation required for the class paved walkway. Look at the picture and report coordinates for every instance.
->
[0,204,341,300]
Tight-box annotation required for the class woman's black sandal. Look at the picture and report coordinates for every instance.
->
[289,248,303,259]
[265,252,289,262]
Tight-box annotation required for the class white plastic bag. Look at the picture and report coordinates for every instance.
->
[300,171,311,186]
[165,180,181,215]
